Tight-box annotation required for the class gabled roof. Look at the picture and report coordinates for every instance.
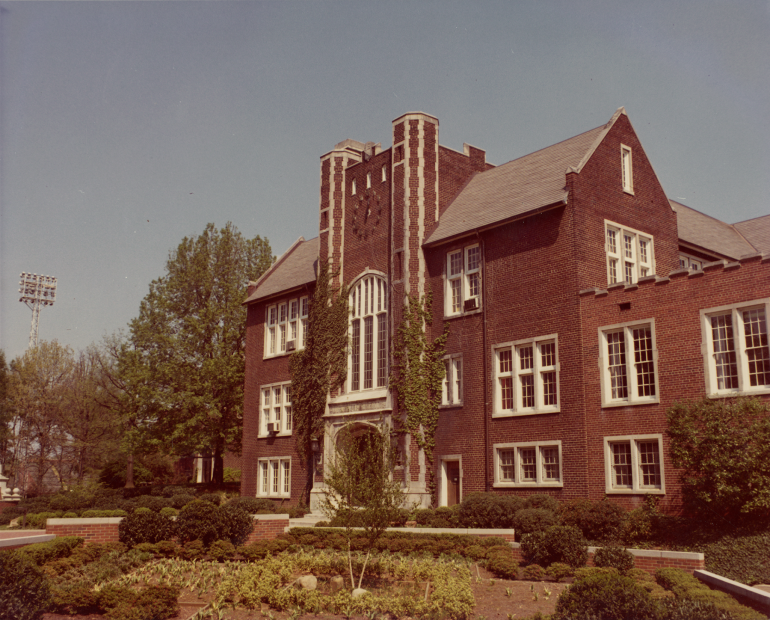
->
[670,200,757,260]
[733,214,770,255]
[244,236,318,304]
[425,109,628,246]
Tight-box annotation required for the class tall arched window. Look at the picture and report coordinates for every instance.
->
[349,274,388,392]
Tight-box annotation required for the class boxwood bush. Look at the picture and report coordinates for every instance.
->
[0,550,52,620]
[521,525,588,568]
[594,545,635,574]
[554,571,658,620]
[560,498,626,543]
[457,492,523,528]
[513,508,558,537]
[118,512,176,547]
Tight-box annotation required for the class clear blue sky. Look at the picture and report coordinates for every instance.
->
[1,1,768,362]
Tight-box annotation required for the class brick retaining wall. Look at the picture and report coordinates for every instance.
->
[46,517,121,544]
[243,514,290,544]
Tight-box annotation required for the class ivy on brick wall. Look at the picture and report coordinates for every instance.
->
[289,264,349,464]
[390,292,449,502]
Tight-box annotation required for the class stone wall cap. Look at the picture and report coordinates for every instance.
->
[253,513,290,521]
[47,517,123,525]
[739,252,763,262]
[695,570,770,608]
[579,287,599,296]
[0,534,55,548]
[702,260,727,271]
[668,267,691,278]
[654,276,671,285]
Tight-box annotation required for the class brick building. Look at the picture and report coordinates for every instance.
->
[240,108,770,513]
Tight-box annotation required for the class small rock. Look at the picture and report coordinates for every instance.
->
[295,575,317,591]
[352,588,369,599]
[329,575,345,592]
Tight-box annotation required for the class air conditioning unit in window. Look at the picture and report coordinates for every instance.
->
[286,340,296,352]
[266,423,277,434]
[464,298,478,311]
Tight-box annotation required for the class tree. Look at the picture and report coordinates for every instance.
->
[8,341,74,494]
[123,223,273,484]
[0,351,11,472]
[289,263,348,494]
[667,397,770,521]
[319,423,407,590]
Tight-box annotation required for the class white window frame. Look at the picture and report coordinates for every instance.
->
[493,441,563,488]
[493,335,560,416]
[257,457,291,498]
[700,298,770,397]
[599,319,659,407]
[621,144,634,194]
[445,244,482,317]
[351,178,356,195]
[259,382,293,437]
[366,171,371,189]
[382,165,387,183]
[441,354,463,406]
[348,273,388,393]
[264,296,309,358]
[603,434,664,495]
[679,253,703,270]
[605,220,654,285]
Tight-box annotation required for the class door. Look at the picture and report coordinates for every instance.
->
[446,461,461,507]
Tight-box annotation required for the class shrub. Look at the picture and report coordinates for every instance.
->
[521,525,588,568]
[545,562,574,581]
[168,493,194,509]
[134,507,152,515]
[560,498,626,543]
[554,571,658,620]
[523,494,560,513]
[315,520,330,527]
[463,545,487,561]
[218,503,254,546]
[655,568,765,620]
[175,500,221,545]
[118,512,176,547]
[81,509,127,518]
[227,497,275,514]
[703,532,770,585]
[522,564,545,580]
[135,495,172,512]
[208,540,236,561]
[657,598,736,620]
[0,550,52,620]
[457,493,523,528]
[155,540,180,557]
[486,548,519,580]
[17,537,83,565]
[513,508,558,537]
[62,511,78,518]
[196,492,222,506]
[100,583,179,620]
[180,540,205,560]
[594,545,635,574]
[161,485,188,498]
[159,506,178,517]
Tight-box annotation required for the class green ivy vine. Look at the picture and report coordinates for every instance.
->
[390,292,449,502]
[289,264,349,466]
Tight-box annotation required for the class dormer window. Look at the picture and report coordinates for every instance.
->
[621,145,633,194]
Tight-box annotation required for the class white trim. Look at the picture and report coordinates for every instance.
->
[347,273,388,394]
[678,252,704,270]
[263,295,309,359]
[259,381,293,437]
[493,440,563,488]
[440,354,463,407]
[444,243,482,318]
[700,298,770,397]
[598,319,659,407]
[439,456,462,507]
[257,456,292,498]
[492,334,560,417]
[605,220,655,285]
[621,144,634,195]
[603,434,665,495]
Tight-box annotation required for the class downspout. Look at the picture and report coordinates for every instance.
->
[477,231,490,492]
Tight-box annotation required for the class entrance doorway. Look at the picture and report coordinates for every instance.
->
[445,460,461,507]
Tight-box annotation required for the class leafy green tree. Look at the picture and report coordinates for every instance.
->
[0,351,11,473]
[667,397,770,521]
[289,263,348,492]
[320,423,407,590]
[122,223,272,484]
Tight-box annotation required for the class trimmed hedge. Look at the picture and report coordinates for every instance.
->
[521,525,588,569]
[457,492,523,528]
[513,508,557,537]
[594,545,635,574]
[554,571,658,619]
[16,537,84,566]
[560,498,626,543]
[118,512,176,547]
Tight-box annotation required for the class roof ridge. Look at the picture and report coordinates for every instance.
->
[570,107,627,174]
[732,213,770,226]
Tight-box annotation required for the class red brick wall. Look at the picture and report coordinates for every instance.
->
[46,520,120,544]
[242,516,290,543]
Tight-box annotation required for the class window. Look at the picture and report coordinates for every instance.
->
[604,435,664,494]
[382,165,387,183]
[260,383,292,436]
[446,244,481,316]
[366,172,371,189]
[679,254,703,270]
[257,457,291,497]
[441,355,463,406]
[351,179,356,195]
[621,145,633,194]
[599,320,658,406]
[265,296,309,357]
[701,299,770,396]
[605,221,654,285]
[494,336,559,415]
[349,274,388,392]
[493,441,562,487]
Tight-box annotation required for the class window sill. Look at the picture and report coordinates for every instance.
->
[601,398,659,409]
[707,387,770,399]
[623,189,635,196]
[444,308,482,320]
[263,350,301,360]
[257,494,290,499]
[492,408,560,418]
[605,488,665,495]
[493,482,563,489]
[439,403,463,410]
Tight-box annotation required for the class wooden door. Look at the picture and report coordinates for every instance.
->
[446,461,461,507]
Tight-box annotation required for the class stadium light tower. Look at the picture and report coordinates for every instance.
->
[19,272,57,348]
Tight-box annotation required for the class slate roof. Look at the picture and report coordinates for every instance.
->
[244,236,318,304]
[425,118,615,246]
[733,214,770,255]
[670,200,757,260]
